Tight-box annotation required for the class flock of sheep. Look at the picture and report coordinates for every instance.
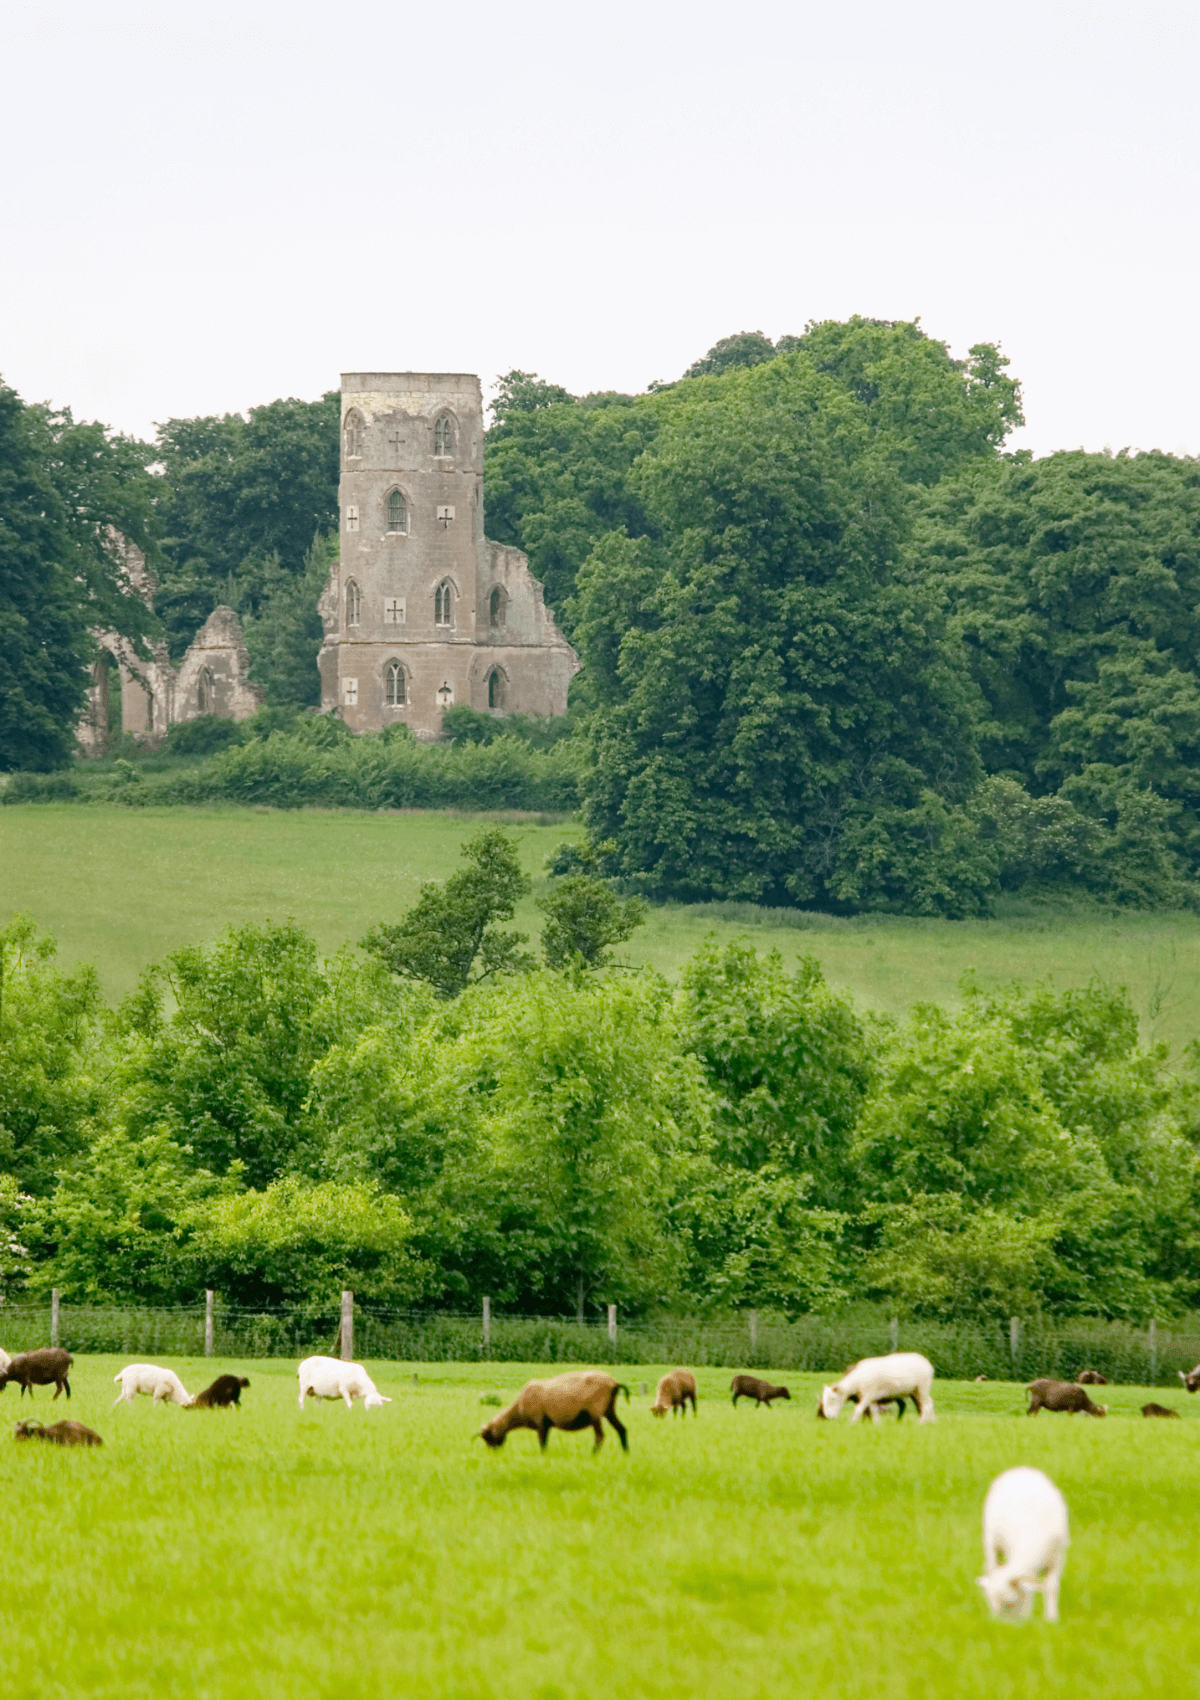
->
[5,1339,1196,1624]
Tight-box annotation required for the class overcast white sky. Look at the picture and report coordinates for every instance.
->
[2,0,1197,456]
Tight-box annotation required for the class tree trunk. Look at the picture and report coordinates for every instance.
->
[577,1272,585,1326]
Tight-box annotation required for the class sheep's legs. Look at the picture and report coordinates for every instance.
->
[1042,1557,1064,1622]
[605,1408,628,1452]
[590,1416,605,1452]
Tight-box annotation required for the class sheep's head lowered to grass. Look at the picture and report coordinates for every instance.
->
[820,1384,847,1420]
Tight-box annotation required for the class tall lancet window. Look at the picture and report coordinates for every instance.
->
[434,414,454,455]
[434,581,453,627]
[345,578,362,627]
[385,662,406,706]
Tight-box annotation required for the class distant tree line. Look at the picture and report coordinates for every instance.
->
[6,323,1200,913]
[3,832,1198,1322]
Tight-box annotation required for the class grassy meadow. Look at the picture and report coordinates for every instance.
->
[1,1354,1198,1699]
[4,802,1200,1050]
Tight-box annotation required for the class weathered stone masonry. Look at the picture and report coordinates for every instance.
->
[322,372,579,739]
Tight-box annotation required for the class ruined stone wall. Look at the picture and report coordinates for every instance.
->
[329,371,578,738]
[173,606,265,723]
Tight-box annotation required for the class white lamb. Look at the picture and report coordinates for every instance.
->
[0,1347,10,1372]
[978,1466,1070,1621]
[297,1355,392,1411]
[820,1351,936,1424]
[113,1363,194,1407]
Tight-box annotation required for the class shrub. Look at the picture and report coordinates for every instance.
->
[164,714,245,756]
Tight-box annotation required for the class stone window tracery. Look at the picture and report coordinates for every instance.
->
[434,414,455,456]
[434,581,453,627]
[345,578,362,627]
[385,661,407,706]
[387,490,407,533]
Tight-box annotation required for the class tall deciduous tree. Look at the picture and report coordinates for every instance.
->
[922,448,1200,875]
[573,356,988,909]
[153,391,340,664]
[0,383,161,769]
[362,827,534,998]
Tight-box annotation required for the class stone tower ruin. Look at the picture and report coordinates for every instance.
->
[322,372,578,738]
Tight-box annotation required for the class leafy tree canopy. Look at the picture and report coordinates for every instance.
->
[572,356,987,907]
[923,449,1200,875]
[684,330,781,379]
[0,915,105,1194]
[362,826,534,998]
[153,391,340,661]
[0,381,163,770]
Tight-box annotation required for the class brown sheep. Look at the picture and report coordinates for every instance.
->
[478,1371,630,1453]
[651,1370,697,1418]
[816,1393,906,1421]
[1027,1378,1107,1417]
[1076,1369,1109,1385]
[13,1419,103,1447]
[1142,1402,1181,1419]
[189,1375,250,1410]
[731,1375,790,1407]
[0,1348,73,1401]
[1178,1363,1200,1393]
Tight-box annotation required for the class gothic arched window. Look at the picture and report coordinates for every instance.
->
[344,410,364,460]
[197,666,215,714]
[434,581,453,627]
[385,661,407,706]
[489,587,506,627]
[434,414,454,456]
[387,490,407,533]
[345,579,361,627]
[487,668,505,710]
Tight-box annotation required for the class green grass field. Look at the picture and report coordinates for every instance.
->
[4,803,1200,1051]
[1,1354,1196,1699]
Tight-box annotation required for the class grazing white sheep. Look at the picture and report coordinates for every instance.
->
[112,1363,194,1407]
[820,1352,936,1424]
[978,1466,1070,1622]
[297,1355,392,1411]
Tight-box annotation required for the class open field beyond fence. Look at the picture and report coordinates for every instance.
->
[4,804,1200,1051]
[1,1355,1197,1700]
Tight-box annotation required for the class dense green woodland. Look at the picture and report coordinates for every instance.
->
[3,818,1198,1321]
[4,319,1200,913]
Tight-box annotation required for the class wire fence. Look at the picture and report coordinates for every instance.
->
[2,1298,1199,1385]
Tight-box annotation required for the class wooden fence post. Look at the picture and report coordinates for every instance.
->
[749,1310,758,1357]
[205,1290,214,1357]
[1009,1316,1020,1374]
[50,1289,60,1348]
[482,1296,491,1357]
[340,1290,354,1362]
[607,1304,617,1355]
[889,1316,899,1354]
[1149,1317,1157,1384]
